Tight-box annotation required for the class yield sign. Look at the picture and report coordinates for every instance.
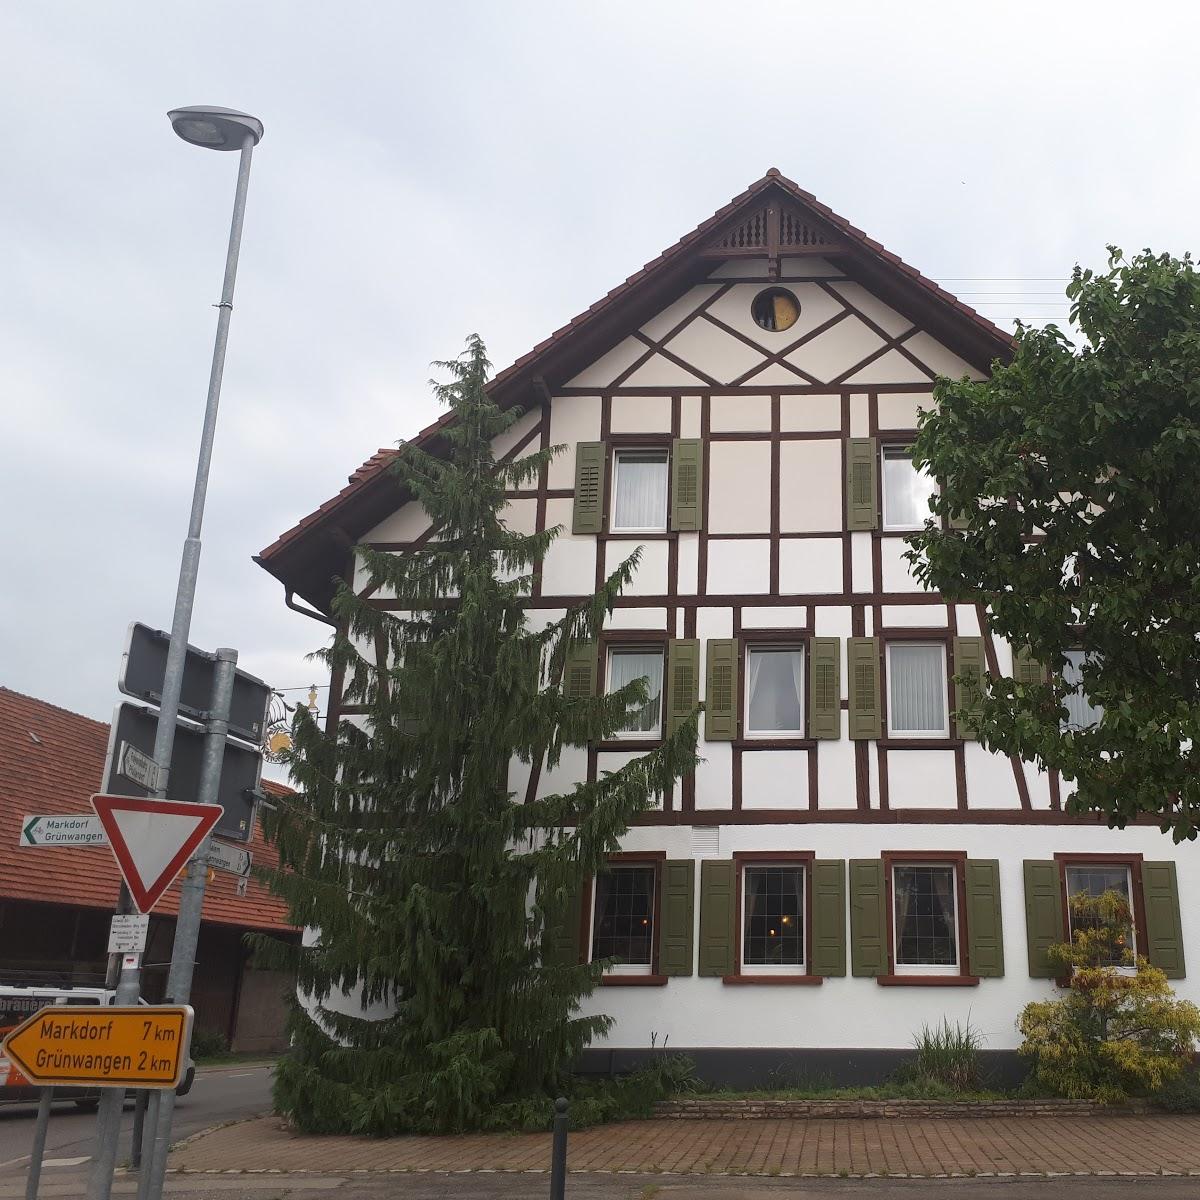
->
[90,794,221,913]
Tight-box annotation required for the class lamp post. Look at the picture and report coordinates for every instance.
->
[86,106,263,1200]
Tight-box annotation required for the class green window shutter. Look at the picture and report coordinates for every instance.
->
[1023,860,1065,978]
[1143,861,1186,978]
[846,437,878,531]
[666,639,700,737]
[563,641,597,700]
[698,860,735,976]
[953,636,987,741]
[542,883,584,967]
[807,637,841,740]
[671,438,703,531]
[704,639,738,742]
[965,859,1005,977]
[1013,645,1045,687]
[659,860,695,976]
[847,637,881,740]
[572,441,606,534]
[849,858,888,976]
[810,859,846,977]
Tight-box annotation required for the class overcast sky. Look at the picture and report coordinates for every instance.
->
[4,2,1200,747]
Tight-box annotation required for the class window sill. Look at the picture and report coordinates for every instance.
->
[594,739,663,752]
[599,974,669,987]
[735,738,817,750]
[876,974,980,987]
[878,738,964,750]
[722,973,824,986]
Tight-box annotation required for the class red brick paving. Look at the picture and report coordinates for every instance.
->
[170,1113,1200,1179]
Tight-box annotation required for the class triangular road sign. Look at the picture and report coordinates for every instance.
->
[90,794,222,913]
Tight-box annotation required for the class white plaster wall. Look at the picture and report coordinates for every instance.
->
[361,499,431,545]
[596,749,662,810]
[741,605,808,629]
[577,823,1200,1052]
[779,538,843,594]
[813,605,853,641]
[624,355,707,388]
[789,316,883,384]
[846,350,933,387]
[781,256,842,276]
[491,407,542,461]
[500,497,538,535]
[605,540,669,596]
[540,498,594,595]
[779,440,842,532]
[706,283,845,351]
[877,392,933,430]
[742,751,809,809]
[664,319,764,385]
[694,741,732,808]
[880,539,924,593]
[639,284,722,342]
[886,751,958,808]
[707,540,770,594]
[709,441,771,534]
[956,605,982,636]
[679,395,702,438]
[816,732,857,808]
[851,532,874,594]
[695,606,734,644]
[905,332,986,381]
[780,394,841,432]
[677,533,699,594]
[547,395,602,489]
[848,394,870,437]
[537,743,589,799]
[708,257,770,279]
[565,337,645,388]
[964,744,1022,810]
[881,604,946,628]
[710,394,771,432]
[606,607,668,631]
[826,282,914,338]
[610,394,672,433]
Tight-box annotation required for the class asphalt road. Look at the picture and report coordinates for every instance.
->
[0,1062,273,1182]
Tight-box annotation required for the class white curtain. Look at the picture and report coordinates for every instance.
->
[883,447,938,529]
[610,649,664,733]
[613,452,668,529]
[747,648,803,732]
[889,644,946,734]
[1063,650,1103,728]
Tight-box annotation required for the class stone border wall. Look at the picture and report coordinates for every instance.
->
[654,1098,1148,1119]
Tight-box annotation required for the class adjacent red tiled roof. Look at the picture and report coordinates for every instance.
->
[0,687,295,932]
[256,168,1014,592]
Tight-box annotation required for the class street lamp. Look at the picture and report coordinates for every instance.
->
[88,105,264,1200]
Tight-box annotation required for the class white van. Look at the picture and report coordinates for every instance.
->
[0,985,195,1109]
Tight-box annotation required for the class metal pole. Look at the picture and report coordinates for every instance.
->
[89,131,256,1200]
[140,650,237,1199]
[549,1096,569,1200]
[129,1090,147,1169]
[25,1088,53,1200]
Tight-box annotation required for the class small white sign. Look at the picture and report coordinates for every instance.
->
[19,814,107,847]
[108,914,150,954]
[205,839,252,878]
[118,742,164,792]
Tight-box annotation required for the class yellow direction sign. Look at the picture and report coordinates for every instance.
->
[1,1005,192,1089]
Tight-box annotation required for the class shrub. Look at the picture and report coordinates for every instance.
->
[1018,890,1200,1103]
[906,1017,984,1092]
[190,1027,230,1060]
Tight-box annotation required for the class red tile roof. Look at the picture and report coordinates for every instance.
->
[256,168,1013,579]
[0,687,295,932]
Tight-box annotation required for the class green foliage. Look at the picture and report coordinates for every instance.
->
[256,335,698,1136]
[1152,1067,1200,1113]
[189,1027,230,1060]
[705,1080,1011,1102]
[905,1017,984,1092]
[906,249,1200,839]
[1018,890,1200,1102]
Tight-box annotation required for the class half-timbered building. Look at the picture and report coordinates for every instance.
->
[257,170,1197,1082]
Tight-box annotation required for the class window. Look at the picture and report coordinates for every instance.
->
[742,864,805,973]
[1065,864,1135,966]
[887,643,948,738]
[611,449,668,532]
[606,647,664,738]
[1062,650,1103,729]
[591,864,656,973]
[745,645,804,736]
[893,863,959,973]
[881,445,938,531]
[751,287,801,332]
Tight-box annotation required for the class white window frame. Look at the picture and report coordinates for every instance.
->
[589,862,657,976]
[891,862,961,976]
[740,862,807,975]
[1061,649,1103,730]
[605,645,665,741]
[885,642,949,739]
[743,644,805,739]
[610,447,670,534]
[881,443,938,532]
[1064,863,1137,970]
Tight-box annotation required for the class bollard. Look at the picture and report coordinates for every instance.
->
[549,1096,569,1199]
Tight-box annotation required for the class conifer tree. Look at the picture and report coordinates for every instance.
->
[260,336,698,1134]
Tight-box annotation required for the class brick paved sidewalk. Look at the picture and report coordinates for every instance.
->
[170,1113,1200,1179]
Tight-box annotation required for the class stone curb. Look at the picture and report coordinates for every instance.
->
[654,1098,1150,1119]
